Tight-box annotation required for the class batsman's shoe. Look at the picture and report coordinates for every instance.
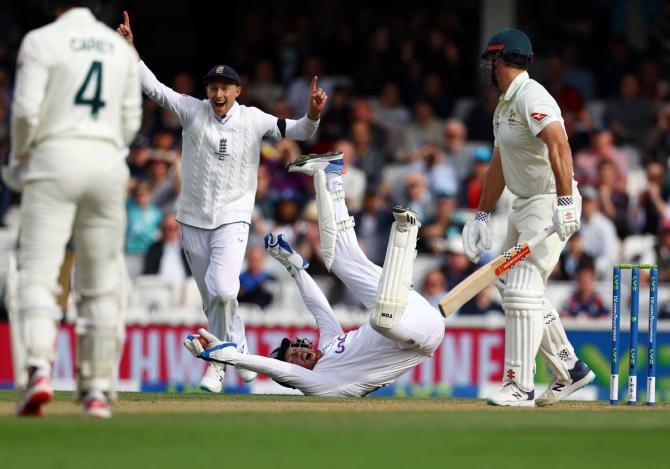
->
[265,233,309,276]
[236,339,258,383]
[392,206,421,230]
[200,362,226,393]
[16,369,53,417]
[535,360,596,407]
[286,151,344,176]
[487,382,535,407]
[82,391,111,419]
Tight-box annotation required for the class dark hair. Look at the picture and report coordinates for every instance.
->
[576,254,595,273]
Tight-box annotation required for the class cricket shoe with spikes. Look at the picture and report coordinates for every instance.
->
[200,362,226,393]
[487,381,535,407]
[82,391,112,419]
[392,206,421,230]
[535,360,596,407]
[286,151,344,176]
[16,368,53,417]
[265,233,309,276]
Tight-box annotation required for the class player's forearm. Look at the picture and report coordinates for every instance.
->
[232,353,327,394]
[294,270,344,343]
[547,140,574,197]
[284,115,320,140]
[10,115,38,157]
[477,149,505,213]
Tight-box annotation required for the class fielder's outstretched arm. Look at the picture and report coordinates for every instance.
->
[231,353,339,396]
[292,269,344,345]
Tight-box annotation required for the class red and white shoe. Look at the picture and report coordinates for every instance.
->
[16,370,54,417]
[83,391,112,419]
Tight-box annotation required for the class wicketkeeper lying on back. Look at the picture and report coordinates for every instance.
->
[184,152,445,396]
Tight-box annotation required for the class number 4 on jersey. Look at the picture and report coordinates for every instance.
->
[75,61,105,118]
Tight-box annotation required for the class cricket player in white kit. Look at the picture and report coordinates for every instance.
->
[184,152,445,396]
[8,1,142,418]
[463,28,595,406]
[117,13,327,392]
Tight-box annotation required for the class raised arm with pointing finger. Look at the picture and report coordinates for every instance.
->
[116,11,329,393]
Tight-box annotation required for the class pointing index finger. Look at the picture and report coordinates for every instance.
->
[311,75,318,93]
[123,10,130,28]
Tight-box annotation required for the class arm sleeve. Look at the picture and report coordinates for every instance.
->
[11,33,49,157]
[517,90,564,137]
[121,50,142,146]
[294,270,344,345]
[259,110,320,141]
[139,60,201,129]
[232,353,338,395]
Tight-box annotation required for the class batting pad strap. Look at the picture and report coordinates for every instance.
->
[539,307,574,381]
[502,289,545,311]
[371,220,418,329]
[330,188,345,201]
[336,217,355,232]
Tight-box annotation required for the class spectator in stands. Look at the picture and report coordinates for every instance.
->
[286,55,335,118]
[351,98,390,153]
[441,237,474,289]
[247,59,282,112]
[464,86,498,143]
[579,186,620,278]
[420,72,451,118]
[254,163,275,223]
[407,143,458,197]
[350,119,387,186]
[643,103,670,165]
[238,245,276,308]
[574,127,628,186]
[126,136,151,186]
[333,139,366,214]
[399,100,444,162]
[421,269,448,310]
[441,118,472,179]
[143,212,191,282]
[634,161,670,235]
[418,191,461,254]
[371,81,411,150]
[272,191,301,244]
[319,86,352,142]
[596,159,630,238]
[146,149,179,214]
[295,201,330,277]
[265,139,311,202]
[604,73,652,145]
[560,256,608,320]
[401,171,432,222]
[126,181,163,278]
[354,189,393,266]
[459,286,504,316]
[557,233,585,281]
[654,218,670,283]
[151,127,178,151]
[545,54,590,133]
[597,33,638,99]
[459,146,492,210]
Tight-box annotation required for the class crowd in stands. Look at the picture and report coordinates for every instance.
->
[2,2,670,320]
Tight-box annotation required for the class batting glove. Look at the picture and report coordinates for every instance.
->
[183,328,237,364]
[462,211,492,263]
[552,196,580,241]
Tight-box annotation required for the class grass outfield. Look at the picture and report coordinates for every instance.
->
[0,391,668,468]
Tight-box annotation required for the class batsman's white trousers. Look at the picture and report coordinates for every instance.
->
[18,141,128,370]
[180,222,249,344]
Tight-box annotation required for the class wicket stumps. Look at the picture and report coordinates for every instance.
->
[610,264,658,406]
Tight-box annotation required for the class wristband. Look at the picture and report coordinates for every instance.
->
[474,211,490,222]
[557,196,574,206]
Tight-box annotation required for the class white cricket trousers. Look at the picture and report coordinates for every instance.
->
[180,222,249,344]
[329,191,444,355]
[18,141,128,374]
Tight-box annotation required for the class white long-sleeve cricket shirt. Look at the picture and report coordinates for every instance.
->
[139,62,320,229]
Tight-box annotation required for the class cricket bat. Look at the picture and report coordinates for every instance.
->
[438,227,556,317]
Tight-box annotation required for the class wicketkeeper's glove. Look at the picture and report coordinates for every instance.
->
[183,328,237,364]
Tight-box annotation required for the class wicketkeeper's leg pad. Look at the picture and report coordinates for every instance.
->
[371,208,419,329]
[76,298,122,396]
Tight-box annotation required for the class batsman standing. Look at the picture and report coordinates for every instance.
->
[9,0,142,417]
[117,12,327,392]
[463,28,594,406]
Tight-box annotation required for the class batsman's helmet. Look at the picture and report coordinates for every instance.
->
[481,28,533,68]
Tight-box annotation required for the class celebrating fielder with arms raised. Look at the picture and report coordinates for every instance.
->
[117,12,327,393]
[184,152,445,396]
[462,28,594,406]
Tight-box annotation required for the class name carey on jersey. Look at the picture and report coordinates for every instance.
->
[70,38,114,54]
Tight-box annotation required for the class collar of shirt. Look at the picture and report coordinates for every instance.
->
[57,7,95,24]
[499,71,529,103]
[211,101,239,125]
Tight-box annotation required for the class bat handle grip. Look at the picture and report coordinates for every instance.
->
[526,226,556,250]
